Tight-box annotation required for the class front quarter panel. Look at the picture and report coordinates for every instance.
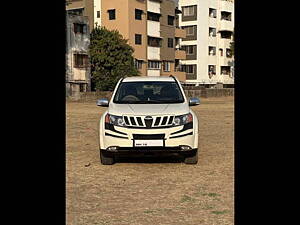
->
[190,109,199,149]
[99,110,108,150]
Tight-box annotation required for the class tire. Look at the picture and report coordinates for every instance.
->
[100,150,115,165]
[184,149,198,164]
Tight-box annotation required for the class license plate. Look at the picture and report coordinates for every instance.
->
[134,139,164,147]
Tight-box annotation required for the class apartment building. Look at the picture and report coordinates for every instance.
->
[67,0,186,81]
[66,0,94,32]
[66,12,91,97]
[92,0,187,81]
[178,0,234,87]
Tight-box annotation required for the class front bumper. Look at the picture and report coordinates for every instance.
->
[101,147,198,157]
[100,122,198,151]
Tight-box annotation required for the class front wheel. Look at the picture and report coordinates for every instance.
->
[184,149,198,164]
[100,150,115,165]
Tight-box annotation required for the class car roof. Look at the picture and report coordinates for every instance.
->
[122,76,176,82]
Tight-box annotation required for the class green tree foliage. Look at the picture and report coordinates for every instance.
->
[90,26,139,91]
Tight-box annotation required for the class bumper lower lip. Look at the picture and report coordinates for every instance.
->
[103,146,195,153]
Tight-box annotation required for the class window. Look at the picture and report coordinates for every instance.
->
[134,59,143,69]
[163,61,171,72]
[135,34,142,45]
[67,8,84,16]
[135,9,143,20]
[209,8,217,18]
[226,48,232,58]
[221,66,231,75]
[219,48,223,56]
[74,54,88,68]
[147,12,160,22]
[79,84,85,92]
[74,23,87,34]
[97,11,100,18]
[183,6,195,16]
[182,45,194,55]
[208,65,216,78]
[209,27,216,37]
[113,81,184,104]
[168,15,174,26]
[184,26,195,36]
[168,38,173,48]
[209,46,216,56]
[148,37,161,47]
[108,9,116,20]
[221,11,232,21]
[221,31,232,39]
[148,61,161,69]
[183,65,195,74]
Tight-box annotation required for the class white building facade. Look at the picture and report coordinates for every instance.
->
[178,0,234,87]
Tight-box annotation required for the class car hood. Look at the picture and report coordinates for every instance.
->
[108,103,190,116]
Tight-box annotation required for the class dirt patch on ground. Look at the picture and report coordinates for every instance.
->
[66,96,234,225]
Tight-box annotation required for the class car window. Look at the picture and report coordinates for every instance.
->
[113,81,184,104]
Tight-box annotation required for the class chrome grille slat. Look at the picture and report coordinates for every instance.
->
[123,116,130,125]
[136,117,143,126]
[130,117,136,126]
[168,116,174,125]
[154,117,161,126]
[123,115,174,128]
[161,116,168,126]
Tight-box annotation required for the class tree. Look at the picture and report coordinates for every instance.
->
[89,26,139,91]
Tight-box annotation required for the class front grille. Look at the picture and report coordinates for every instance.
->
[133,134,165,140]
[122,115,174,128]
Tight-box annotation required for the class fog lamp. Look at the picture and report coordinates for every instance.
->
[180,145,191,151]
[107,146,119,151]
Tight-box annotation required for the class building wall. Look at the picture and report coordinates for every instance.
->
[160,0,175,61]
[66,0,94,32]
[94,0,101,27]
[66,13,91,94]
[84,0,94,31]
[101,0,130,39]
[128,0,147,76]
[66,0,84,10]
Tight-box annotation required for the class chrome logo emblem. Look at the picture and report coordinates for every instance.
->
[144,116,153,120]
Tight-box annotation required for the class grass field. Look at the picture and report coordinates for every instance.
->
[66,96,234,225]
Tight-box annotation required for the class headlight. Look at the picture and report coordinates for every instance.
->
[105,114,125,126]
[173,113,193,126]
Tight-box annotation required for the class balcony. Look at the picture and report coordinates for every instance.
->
[147,0,160,14]
[220,0,234,12]
[175,48,186,60]
[174,66,186,82]
[147,20,160,37]
[219,20,234,32]
[148,46,160,60]
[175,28,186,39]
[220,56,234,67]
[219,36,233,47]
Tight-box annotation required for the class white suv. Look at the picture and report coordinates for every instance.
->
[97,76,200,165]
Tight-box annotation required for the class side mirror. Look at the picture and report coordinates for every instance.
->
[97,98,109,107]
[189,97,200,106]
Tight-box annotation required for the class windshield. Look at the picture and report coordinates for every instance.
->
[113,81,185,104]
